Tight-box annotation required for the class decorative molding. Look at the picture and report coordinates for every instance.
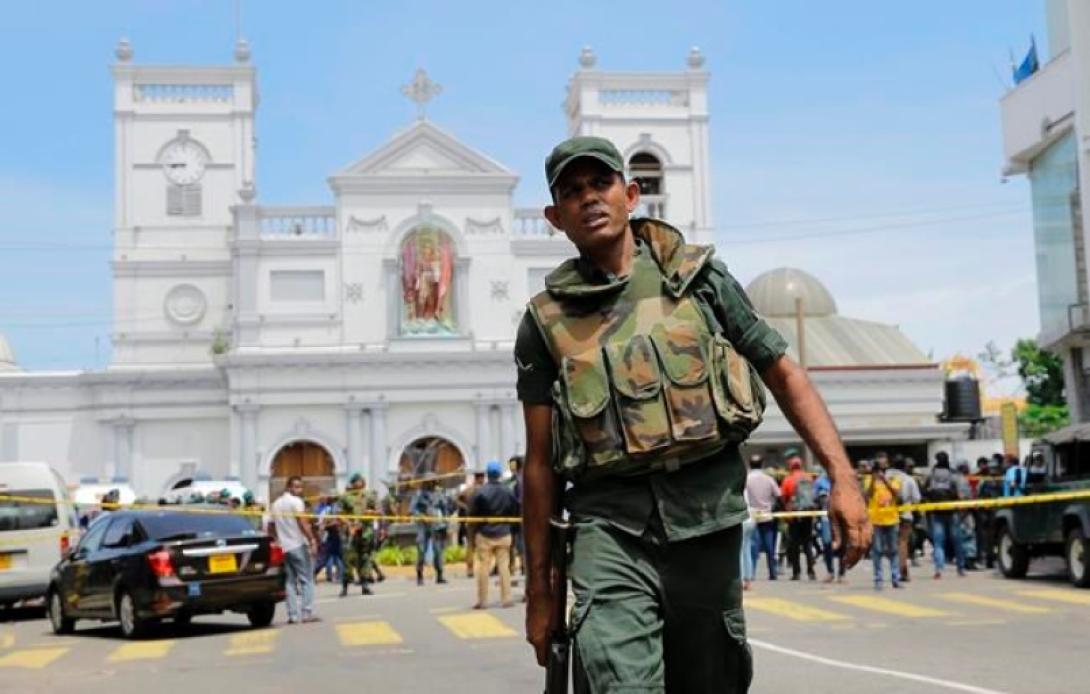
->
[163,284,208,326]
[345,214,388,234]
[490,281,509,302]
[345,283,363,303]
[465,216,504,235]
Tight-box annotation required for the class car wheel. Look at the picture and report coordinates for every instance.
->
[1066,528,1090,588]
[247,603,276,628]
[173,611,192,631]
[47,590,75,635]
[116,590,150,639]
[997,524,1029,579]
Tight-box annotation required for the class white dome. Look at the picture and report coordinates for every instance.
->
[0,334,18,371]
[745,267,837,318]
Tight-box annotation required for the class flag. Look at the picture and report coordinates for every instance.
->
[1012,36,1039,85]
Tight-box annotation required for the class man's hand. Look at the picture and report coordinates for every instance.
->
[827,477,871,568]
[525,580,553,667]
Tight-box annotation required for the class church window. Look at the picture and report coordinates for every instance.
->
[166,184,202,217]
[629,152,665,217]
[399,227,457,336]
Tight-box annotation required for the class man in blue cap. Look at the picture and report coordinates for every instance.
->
[469,460,519,608]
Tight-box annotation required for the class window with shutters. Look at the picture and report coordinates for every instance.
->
[629,152,666,218]
[166,184,202,217]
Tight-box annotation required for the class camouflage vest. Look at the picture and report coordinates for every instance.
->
[528,219,764,481]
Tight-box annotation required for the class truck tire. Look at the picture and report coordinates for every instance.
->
[1066,528,1090,588]
[997,524,1029,579]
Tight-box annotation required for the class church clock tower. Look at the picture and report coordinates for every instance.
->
[109,38,257,366]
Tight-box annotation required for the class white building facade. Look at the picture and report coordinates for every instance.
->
[0,42,964,500]
[999,0,1090,421]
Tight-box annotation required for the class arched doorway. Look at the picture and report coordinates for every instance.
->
[269,440,335,502]
[392,436,464,513]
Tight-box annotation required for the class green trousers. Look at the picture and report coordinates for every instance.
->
[569,518,751,694]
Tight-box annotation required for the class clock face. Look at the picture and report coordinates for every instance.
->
[161,140,207,185]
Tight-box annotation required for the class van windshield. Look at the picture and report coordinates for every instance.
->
[0,488,59,531]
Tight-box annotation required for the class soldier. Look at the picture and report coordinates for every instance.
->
[518,136,872,692]
[339,473,380,596]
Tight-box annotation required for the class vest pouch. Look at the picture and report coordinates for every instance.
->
[561,348,626,470]
[550,381,588,479]
[651,325,719,443]
[711,334,765,440]
[605,335,672,455]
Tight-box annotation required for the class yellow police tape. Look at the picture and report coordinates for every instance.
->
[2,488,1090,545]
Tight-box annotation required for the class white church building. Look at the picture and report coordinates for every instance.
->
[0,41,968,500]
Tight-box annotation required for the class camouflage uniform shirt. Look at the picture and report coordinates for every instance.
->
[515,239,788,542]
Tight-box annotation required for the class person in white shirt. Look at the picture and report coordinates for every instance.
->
[270,476,319,624]
[745,454,782,580]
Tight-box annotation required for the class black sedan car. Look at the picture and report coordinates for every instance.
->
[47,509,285,638]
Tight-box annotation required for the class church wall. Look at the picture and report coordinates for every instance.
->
[385,402,477,474]
[135,416,230,495]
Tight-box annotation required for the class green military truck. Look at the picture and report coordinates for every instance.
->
[995,423,1090,588]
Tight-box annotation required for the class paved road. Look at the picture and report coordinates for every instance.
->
[1,561,1087,693]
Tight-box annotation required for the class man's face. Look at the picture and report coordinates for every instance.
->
[288,479,304,497]
[544,158,640,256]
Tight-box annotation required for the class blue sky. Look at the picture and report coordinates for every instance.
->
[0,1,1046,390]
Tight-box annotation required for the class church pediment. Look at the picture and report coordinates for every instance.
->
[333,120,516,178]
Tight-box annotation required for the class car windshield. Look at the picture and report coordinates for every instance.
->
[139,512,260,541]
[0,488,59,532]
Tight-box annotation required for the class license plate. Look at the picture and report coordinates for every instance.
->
[188,582,201,598]
[208,554,238,574]
[0,554,11,571]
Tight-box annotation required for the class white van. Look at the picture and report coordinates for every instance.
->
[0,462,79,606]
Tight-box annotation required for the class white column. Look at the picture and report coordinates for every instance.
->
[500,403,515,463]
[368,404,388,488]
[113,418,134,484]
[475,402,493,467]
[238,404,259,491]
[345,404,365,481]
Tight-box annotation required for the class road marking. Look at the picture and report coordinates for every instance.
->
[336,621,403,646]
[939,592,1051,614]
[439,612,518,639]
[1015,589,1090,606]
[750,639,1009,694]
[107,640,175,662]
[829,594,952,618]
[225,629,280,656]
[745,597,851,622]
[0,647,68,669]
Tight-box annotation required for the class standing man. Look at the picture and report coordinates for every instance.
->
[517,136,871,692]
[924,452,967,579]
[470,460,520,609]
[975,457,1004,569]
[864,456,903,589]
[507,455,526,577]
[269,476,320,624]
[886,453,921,582]
[779,449,818,581]
[745,454,781,581]
[411,476,450,585]
[1003,453,1028,497]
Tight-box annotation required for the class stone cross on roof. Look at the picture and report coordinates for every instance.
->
[401,69,442,120]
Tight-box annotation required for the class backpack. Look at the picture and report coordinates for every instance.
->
[927,469,958,502]
[793,476,817,511]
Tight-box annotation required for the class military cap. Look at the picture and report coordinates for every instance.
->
[348,472,364,484]
[783,447,801,459]
[545,136,624,189]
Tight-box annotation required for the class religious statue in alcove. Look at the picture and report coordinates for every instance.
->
[400,228,456,335]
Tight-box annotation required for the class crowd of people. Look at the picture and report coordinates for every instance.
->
[743,448,1031,591]
[267,457,526,623]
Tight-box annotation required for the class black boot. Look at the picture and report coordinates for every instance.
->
[436,571,447,585]
[362,583,373,595]
[375,567,385,583]
[416,569,424,586]
[339,580,348,598]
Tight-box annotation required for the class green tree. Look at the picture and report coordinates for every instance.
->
[1011,338,1065,406]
